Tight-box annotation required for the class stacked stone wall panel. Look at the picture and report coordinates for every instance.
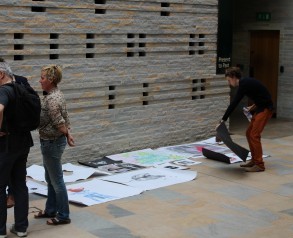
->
[0,0,226,165]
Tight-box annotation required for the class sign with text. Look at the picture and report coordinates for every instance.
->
[217,0,233,74]
[217,57,231,71]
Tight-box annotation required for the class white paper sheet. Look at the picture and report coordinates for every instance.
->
[62,163,98,182]
[27,163,98,183]
[33,179,144,206]
[26,164,45,182]
[26,179,47,194]
[66,179,144,206]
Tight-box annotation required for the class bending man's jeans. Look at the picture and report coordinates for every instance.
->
[246,108,273,170]
[40,135,70,221]
[0,148,29,235]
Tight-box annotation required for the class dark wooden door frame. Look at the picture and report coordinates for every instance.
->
[249,30,280,116]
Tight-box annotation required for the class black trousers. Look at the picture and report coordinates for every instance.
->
[0,147,30,235]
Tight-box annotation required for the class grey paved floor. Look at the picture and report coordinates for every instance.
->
[6,115,293,238]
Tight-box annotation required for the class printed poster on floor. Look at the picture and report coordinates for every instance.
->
[101,167,197,191]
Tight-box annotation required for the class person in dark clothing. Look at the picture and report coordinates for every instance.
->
[0,59,33,237]
[5,74,31,209]
[220,67,273,172]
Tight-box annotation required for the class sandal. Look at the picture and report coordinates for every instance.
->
[34,211,56,219]
[47,218,71,225]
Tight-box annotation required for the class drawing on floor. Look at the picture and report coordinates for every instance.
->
[131,173,166,181]
[171,159,201,166]
[107,148,190,166]
[101,168,197,191]
[154,161,191,170]
[95,162,146,175]
[78,156,122,168]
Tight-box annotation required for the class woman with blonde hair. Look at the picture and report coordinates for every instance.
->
[34,65,74,225]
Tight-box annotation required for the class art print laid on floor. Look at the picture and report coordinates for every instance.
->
[78,156,122,168]
[107,148,190,166]
[156,142,230,159]
[66,179,144,206]
[95,162,147,175]
[78,156,146,174]
[171,158,201,166]
[32,178,144,206]
[101,167,197,191]
[154,162,190,170]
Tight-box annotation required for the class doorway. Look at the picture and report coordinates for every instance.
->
[249,30,280,116]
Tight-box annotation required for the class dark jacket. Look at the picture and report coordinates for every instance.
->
[222,77,273,121]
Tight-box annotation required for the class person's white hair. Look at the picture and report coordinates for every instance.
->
[0,58,14,78]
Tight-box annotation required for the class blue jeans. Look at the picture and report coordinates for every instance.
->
[0,148,29,235]
[40,135,70,221]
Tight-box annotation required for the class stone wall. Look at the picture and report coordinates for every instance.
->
[0,0,228,165]
[232,0,293,119]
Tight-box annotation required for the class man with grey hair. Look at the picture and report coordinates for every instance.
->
[0,58,33,237]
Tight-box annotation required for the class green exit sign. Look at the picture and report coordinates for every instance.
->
[256,12,271,21]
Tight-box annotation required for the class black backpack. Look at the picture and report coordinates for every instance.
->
[2,81,41,132]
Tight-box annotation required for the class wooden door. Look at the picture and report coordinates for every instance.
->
[249,30,280,116]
